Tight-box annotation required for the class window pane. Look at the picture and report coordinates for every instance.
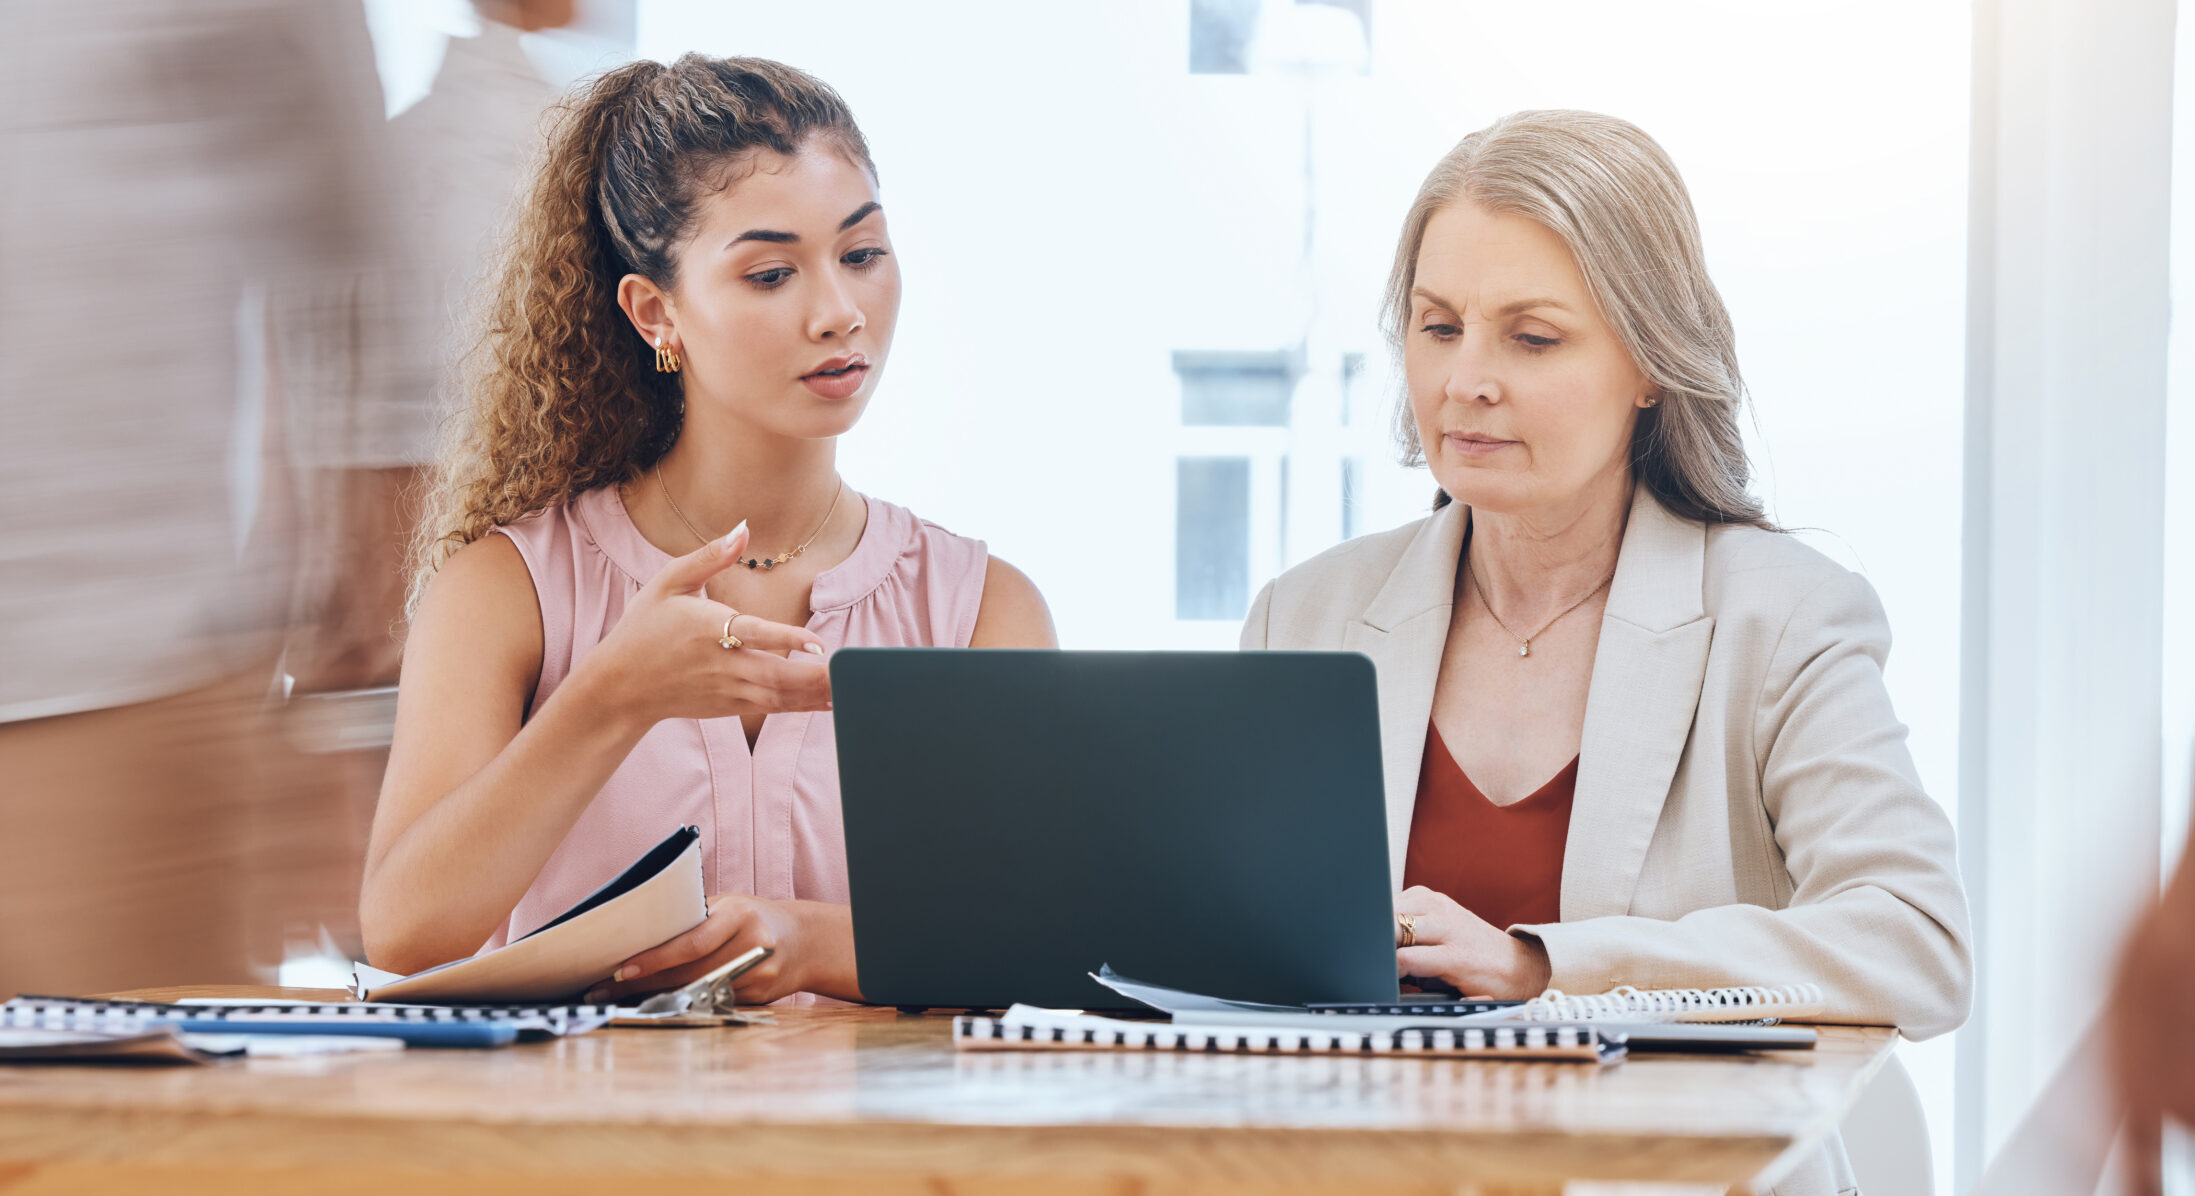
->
[1176,457,1250,620]
[1341,457,1360,541]
[1340,352,1367,426]
[1188,0,1258,74]
[1176,351,1295,426]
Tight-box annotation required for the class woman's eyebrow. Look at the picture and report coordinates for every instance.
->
[726,201,883,248]
[1411,286,1573,317]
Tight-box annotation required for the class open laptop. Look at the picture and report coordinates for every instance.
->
[829,649,1400,1010]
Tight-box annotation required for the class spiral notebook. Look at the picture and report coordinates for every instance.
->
[1,995,614,1046]
[955,1005,1623,1063]
[1102,966,1828,1027]
[1512,984,1826,1025]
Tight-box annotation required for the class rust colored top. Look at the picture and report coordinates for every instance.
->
[1402,723,1577,929]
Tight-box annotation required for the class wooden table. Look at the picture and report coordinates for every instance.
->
[0,986,1895,1196]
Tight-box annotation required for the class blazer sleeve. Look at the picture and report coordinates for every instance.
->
[1518,569,1975,1040]
[1240,581,1276,651]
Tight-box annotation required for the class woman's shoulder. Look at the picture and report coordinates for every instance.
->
[1253,508,1450,645]
[1699,520,1890,649]
[411,531,545,676]
[430,529,538,606]
[861,492,988,576]
[482,490,587,576]
[846,498,1053,648]
[900,501,989,561]
[490,487,600,552]
[812,494,989,622]
[489,484,662,590]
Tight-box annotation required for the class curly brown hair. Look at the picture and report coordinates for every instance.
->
[408,55,875,609]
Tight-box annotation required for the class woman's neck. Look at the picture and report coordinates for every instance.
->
[647,406,842,550]
[1464,470,1633,622]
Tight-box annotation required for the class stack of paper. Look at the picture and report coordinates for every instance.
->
[0,1023,406,1064]
[1085,966,1819,1053]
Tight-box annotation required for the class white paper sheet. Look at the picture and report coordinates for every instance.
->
[354,832,707,1004]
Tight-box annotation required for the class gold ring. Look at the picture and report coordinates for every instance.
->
[1397,912,1417,948]
[718,616,743,651]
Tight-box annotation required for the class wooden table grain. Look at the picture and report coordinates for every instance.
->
[0,986,1895,1196]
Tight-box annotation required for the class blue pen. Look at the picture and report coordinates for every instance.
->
[151,1018,519,1049]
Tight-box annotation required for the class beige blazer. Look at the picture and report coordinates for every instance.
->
[1242,486,1973,1042]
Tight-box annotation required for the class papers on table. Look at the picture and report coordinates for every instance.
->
[2,995,615,1055]
[1089,964,1520,1030]
[352,826,708,1004]
[1084,966,1821,1052]
[0,1024,406,1065]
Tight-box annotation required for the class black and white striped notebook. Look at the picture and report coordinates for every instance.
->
[954,1005,1622,1062]
[3,995,613,1040]
[1515,983,1827,1024]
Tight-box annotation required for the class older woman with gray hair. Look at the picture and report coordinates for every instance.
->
[1245,110,1971,1187]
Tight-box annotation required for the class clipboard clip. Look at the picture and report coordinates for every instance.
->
[631,946,774,1018]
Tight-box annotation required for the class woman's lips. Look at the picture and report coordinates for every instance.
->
[801,363,869,400]
[1445,433,1515,458]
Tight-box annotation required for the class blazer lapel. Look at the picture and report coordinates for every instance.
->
[1343,499,1469,890]
[1560,488,1715,921]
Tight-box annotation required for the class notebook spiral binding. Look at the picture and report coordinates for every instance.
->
[952,1012,1621,1062]
[1519,982,1826,1023]
[2,995,612,1038]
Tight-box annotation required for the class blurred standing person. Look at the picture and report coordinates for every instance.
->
[390,0,575,386]
[0,0,408,996]
[283,0,576,694]
[265,3,578,949]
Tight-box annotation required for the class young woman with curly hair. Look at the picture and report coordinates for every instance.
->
[362,55,1055,1005]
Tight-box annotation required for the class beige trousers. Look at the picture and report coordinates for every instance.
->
[0,670,365,998]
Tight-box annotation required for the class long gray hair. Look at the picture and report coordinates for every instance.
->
[1382,109,1771,528]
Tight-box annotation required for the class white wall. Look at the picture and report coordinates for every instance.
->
[1962,0,2176,1190]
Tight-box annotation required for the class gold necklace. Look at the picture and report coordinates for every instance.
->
[1466,553,1615,658]
[656,467,845,573]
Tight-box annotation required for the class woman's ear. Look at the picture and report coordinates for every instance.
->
[616,274,679,354]
[1638,386,1663,409]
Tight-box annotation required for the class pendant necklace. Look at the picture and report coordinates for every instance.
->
[1466,552,1615,658]
[657,467,845,572]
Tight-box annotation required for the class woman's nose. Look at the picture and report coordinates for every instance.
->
[1444,330,1502,405]
[807,273,864,341]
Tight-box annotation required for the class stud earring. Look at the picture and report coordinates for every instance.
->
[654,335,682,374]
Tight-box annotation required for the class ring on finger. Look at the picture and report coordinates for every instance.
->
[718,615,743,651]
[1398,912,1417,948]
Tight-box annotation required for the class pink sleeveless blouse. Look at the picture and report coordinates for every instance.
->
[483,484,988,953]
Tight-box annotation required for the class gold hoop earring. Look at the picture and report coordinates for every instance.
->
[654,335,682,374]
